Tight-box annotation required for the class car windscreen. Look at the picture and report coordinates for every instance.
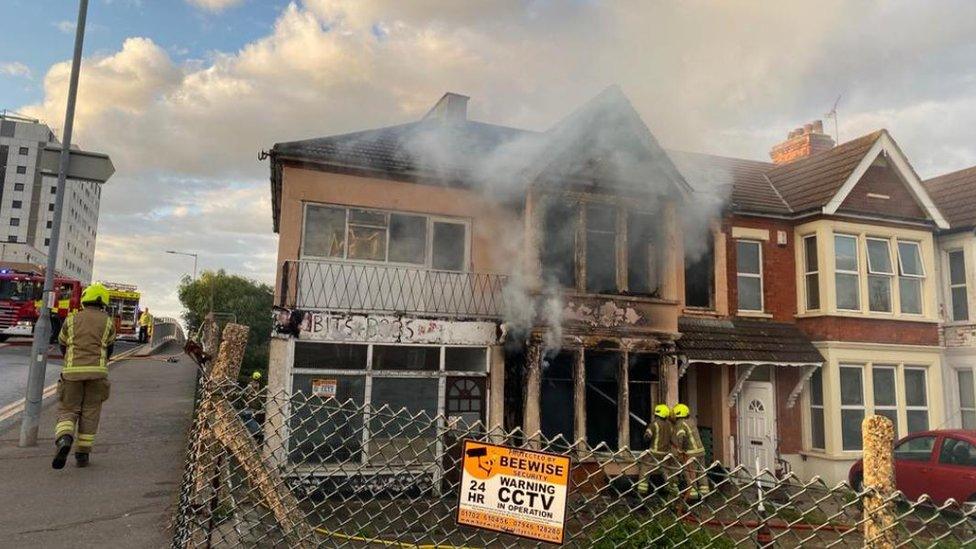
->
[894,435,936,462]
[0,279,38,302]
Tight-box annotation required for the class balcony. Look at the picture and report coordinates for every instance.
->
[278,259,508,320]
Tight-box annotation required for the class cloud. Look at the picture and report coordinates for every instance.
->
[18,0,976,318]
[186,0,245,13]
[0,62,32,79]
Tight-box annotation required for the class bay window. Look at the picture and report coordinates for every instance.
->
[866,238,893,312]
[736,240,763,312]
[834,235,860,310]
[872,365,898,439]
[958,370,976,429]
[809,368,825,450]
[839,365,865,451]
[948,250,969,321]
[803,235,820,310]
[897,240,924,314]
[904,367,929,433]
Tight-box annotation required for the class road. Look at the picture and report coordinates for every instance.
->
[0,338,139,419]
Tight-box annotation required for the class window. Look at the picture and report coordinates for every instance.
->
[542,199,577,287]
[585,351,620,450]
[46,221,51,229]
[11,200,21,209]
[684,230,713,307]
[541,351,575,447]
[866,238,893,312]
[9,218,19,227]
[809,368,825,450]
[48,204,54,212]
[894,436,935,462]
[15,166,26,174]
[585,204,618,293]
[949,250,969,321]
[301,204,467,269]
[835,235,860,310]
[630,212,660,296]
[939,437,976,467]
[840,365,865,451]
[44,238,49,246]
[13,183,23,191]
[628,353,659,450]
[50,186,56,194]
[959,370,976,429]
[736,240,763,311]
[897,241,924,314]
[18,147,28,155]
[6,236,15,243]
[904,368,928,433]
[804,235,820,310]
[872,366,899,439]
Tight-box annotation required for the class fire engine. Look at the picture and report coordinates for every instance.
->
[101,281,141,341]
[0,269,82,342]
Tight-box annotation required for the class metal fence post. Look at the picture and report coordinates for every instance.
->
[862,414,896,549]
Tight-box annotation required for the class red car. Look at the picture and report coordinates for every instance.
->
[849,430,976,507]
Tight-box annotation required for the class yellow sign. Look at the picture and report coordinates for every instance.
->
[456,440,571,545]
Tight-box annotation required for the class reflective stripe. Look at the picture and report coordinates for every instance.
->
[99,317,113,369]
[61,365,109,375]
[64,314,75,367]
[55,420,75,436]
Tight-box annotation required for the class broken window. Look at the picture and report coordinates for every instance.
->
[541,199,577,288]
[684,231,714,307]
[347,209,388,260]
[432,221,466,271]
[585,351,620,450]
[388,214,427,264]
[628,353,659,450]
[302,205,346,258]
[628,212,659,295]
[541,351,576,448]
[586,204,618,293]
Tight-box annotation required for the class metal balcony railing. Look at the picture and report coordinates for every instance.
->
[279,259,508,320]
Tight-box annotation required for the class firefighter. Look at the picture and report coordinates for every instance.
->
[241,371,264,438]
[672,403,710,500]
[138,307,152,343]
[638,404,676,497]
[52,283,116,469]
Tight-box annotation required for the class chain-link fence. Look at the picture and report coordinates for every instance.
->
[171,365,976,548]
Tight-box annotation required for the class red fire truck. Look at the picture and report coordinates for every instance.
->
[101,281,141,341]
[0,269,82,342]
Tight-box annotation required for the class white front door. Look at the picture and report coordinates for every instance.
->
[739,382,776,475]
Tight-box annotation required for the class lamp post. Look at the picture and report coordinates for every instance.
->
[166,250,198,280]
[19,0,88,447]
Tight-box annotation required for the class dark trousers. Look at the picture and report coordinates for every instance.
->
[139,326,148,343]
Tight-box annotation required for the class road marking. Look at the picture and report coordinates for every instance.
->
[0,345,145,424]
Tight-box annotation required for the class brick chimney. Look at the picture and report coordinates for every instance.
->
[769,119,835,164]
[423,92,469,123]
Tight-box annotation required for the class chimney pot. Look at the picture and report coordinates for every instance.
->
[770,120,836,164]
[811,120,824,134]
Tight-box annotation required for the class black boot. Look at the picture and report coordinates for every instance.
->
[75,452,90,468]
[52,435,73,469]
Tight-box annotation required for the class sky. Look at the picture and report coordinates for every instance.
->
[2,0,976,320]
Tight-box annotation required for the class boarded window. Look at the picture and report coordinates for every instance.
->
[541,199,577,287]
[628,212,659,295]
[586,204,618,293]
[585,351,620,450]
[432,221,466,271]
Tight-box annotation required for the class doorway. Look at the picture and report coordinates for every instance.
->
[737,365,776,475]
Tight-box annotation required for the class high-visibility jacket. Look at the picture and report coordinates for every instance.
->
[59,306,116,381]
[673,418,705,457]
[139,311,153,327]
[644,418,673,457]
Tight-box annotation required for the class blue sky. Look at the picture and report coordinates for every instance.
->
[0,0,287,109]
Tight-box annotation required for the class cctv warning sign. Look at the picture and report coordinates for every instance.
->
[456,440,571,544]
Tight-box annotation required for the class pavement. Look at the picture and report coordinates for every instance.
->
[0,340,197,548]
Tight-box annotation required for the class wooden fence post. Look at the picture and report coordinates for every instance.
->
[862,414,896,549]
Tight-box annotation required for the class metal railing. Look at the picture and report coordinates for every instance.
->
[172,371,976,548]
[279,259,508,320]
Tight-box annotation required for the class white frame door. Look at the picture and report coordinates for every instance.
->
[738,379,777,475]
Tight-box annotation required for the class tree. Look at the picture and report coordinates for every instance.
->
[177,269,273,380]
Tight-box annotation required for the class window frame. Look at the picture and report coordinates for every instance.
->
[903,366,929,434]
[896,240,925,315]
[803,234,820,311]
[736,239,764,312]
[839,364,866,451]
[300,203,471,272]
[948,249,969,322]
[808,367,826,450]
[834,234,861,311]
[871,365,899,439]
[865,237,894,313]
[958,369,976,430]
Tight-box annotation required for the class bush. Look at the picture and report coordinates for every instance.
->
[589,513,735,549]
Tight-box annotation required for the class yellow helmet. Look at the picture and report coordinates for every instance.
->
[673,403,690,419]
[81,283,109,306]
[653,404,671,419]
[252,371,262,381]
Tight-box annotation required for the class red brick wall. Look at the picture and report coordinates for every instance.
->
[837,164,928,220]
[796,316,939,345]
[724,215,797,322]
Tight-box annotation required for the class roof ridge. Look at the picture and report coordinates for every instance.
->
[924,163,976,186]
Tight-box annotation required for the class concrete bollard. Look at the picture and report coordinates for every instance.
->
[862,414,896,549]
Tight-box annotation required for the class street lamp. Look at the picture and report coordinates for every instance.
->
[166,250,198,280]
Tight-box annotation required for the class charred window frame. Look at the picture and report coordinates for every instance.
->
[629,212,661,297]
[584,350,620,451]
[684,230,714,308]
[585,204,618,293]
[301,203,469,271]
[541,199,578,288]
[540,351,576,449]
